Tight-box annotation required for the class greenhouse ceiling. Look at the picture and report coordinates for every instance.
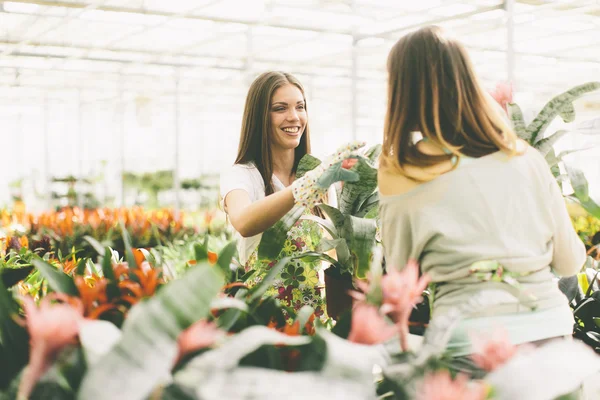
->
[0,0,598,106]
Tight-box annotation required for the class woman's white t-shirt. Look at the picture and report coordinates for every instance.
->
[220,162,336,265]
[220,163,285,265]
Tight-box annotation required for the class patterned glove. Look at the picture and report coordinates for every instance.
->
[291,141,366,208]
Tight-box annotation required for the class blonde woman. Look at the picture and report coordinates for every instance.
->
[377,26,585,374]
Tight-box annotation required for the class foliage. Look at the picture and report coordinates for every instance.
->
[507,82,600,216]
[258,145,381,279]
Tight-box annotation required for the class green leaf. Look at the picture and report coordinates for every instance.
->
[248,257,291,302]
[101,247,116,282]
[296,154,322,179]
[0,266,33,288]
[534,129,568,156]
[363,205,379,220]
[507,103,528,141]
[194,242,208,262]
[295,306,314,334]
[83,235,106,258]
[528,81,600,144]
[337,158,378,215]
[317,204,345,233]
[0,280,29,390]
[32,258,78,296]
[120,223,139,270]
[79,320,122,367]
[345,216,378,279]
[300,215,337,238]
[296,252,344,270]
[257,206,305,260]
[75,258,87,276]
[77,262,224,400]
[559,103,576,123]
[216,241,237,280]
[355,192,379,218]
[173,326,310,386]
[318,328,388,381]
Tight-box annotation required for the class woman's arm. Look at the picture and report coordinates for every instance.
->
[224,187,295,238]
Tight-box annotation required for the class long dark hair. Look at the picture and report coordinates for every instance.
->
[235,71,311,195]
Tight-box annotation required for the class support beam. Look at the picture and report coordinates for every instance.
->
[173,69,181,218]
[506,0,515,84]
[118,77,125,207]
[43,94,50,208]
[77,89,84,208]
[4,0,355,36]
[1,0,109,58]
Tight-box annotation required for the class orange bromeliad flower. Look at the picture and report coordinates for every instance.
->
[208,251,218,265]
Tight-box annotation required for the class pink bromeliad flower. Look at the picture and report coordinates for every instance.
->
[175,319,224,365]
[347,303,397,345]
[380,259,430,352]
[417,370,487,400]
[489,82,513,114]
[470,328,524,372]
[18,294,84,399]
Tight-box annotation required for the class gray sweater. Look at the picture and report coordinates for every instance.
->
[379,146,586,320]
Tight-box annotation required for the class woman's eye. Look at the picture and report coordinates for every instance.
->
[297,105,305,110]
[274,107,285,112]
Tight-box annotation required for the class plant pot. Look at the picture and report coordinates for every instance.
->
[324,266,354,320]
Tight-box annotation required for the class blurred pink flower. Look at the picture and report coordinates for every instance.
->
[18,293,84,400]
[380,259,430,352]
[417,370,487,400]
[489,82,513,113]
[347,303,397,345]
[470,328,519,372]
[175,319,224,365]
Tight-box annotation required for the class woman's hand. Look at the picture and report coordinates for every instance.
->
[291,141,366,208]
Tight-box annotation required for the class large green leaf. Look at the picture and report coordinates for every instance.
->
[215,241,237,281]
[257,206,305,260]
[83,235,106,258]
[296,251,344,270]
[507,103,527,141]
[0,280,29,390]
[528,81,600,144]
[77,262,224,400]
[344,216,378,279]
[317,328,388,381]
[317,204,345,233]
[337,158,378,215]
[355,192,379,218]
[32,258,78,296]
[174,326,310,383]
[173,326,381,399]
[534,129,568,156]
[0,266,33,288]
[120,223,139,271]
[296,154,322,179]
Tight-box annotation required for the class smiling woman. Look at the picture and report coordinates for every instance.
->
[219,71,362,323]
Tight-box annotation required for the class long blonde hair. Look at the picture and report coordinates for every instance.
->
[380,26,519,180]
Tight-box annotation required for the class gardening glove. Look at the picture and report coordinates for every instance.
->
[291,141,366,208]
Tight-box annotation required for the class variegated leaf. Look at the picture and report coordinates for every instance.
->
[528,81,600,144]
[534,129,568,156]
[507,103,528,141]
